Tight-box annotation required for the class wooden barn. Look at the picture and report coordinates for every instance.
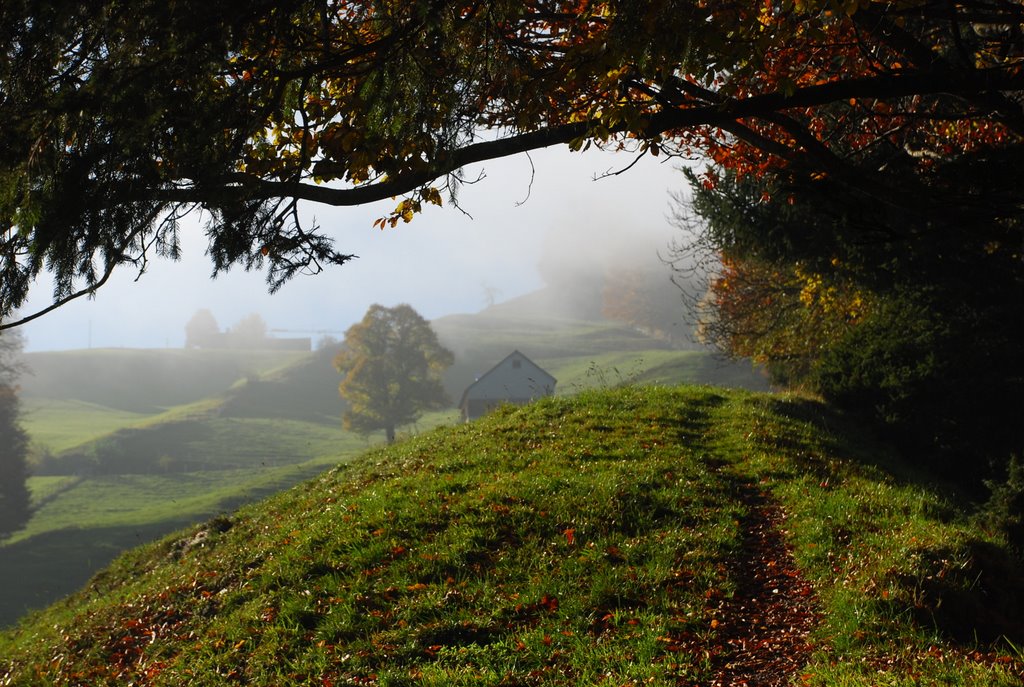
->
[459,350,556,422]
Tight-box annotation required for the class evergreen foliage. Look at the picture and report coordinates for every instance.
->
[681,162,1024,481]
[981,455,1024,555]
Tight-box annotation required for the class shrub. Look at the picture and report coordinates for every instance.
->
[981,455,1024,555]
[816,292,1023,484]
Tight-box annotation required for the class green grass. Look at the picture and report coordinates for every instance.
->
[3,345,358,627]
[21,399,151,453]
[433,313,770,401]
[19,346,342,477]
[2,386,1020,686]
[1,399,461,629]
[6,315,1016,684]
[3,314,767,634]
[539,349,768,393]
[26,476,82,507]
[20,348,306,412]
[0,455,366,629]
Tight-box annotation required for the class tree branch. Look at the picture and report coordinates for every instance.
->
[149,66,1024,210]
[0,258,119,331]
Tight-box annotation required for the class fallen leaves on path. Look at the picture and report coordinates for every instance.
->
[669,475,820,687]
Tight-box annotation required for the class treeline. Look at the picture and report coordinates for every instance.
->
[680,163,1023,546]
[185,310,310,351]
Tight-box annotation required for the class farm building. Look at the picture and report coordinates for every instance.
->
[459,350,556,421]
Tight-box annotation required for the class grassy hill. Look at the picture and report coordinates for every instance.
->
[20,348,309,413]
[17,347,312,454]
[2,386,1021,685]
[2,346,361,627]
[3,311,765,629]
[431,311,768,400]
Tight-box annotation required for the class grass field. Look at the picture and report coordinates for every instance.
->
[1,315,766,629]
[19,348,307,412]
[2,386,1020,685]
[3,346,346,626]
[433,312,769,402]
[0,411,370,626]
[538,349,768,394]
[21,399,151,453]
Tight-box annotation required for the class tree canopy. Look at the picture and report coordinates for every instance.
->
[678,143,1024,480]
[334,303,453,444]
[2,1,1022,327]
[226,313,269,348]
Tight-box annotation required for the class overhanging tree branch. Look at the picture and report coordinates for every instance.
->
[148,66,1024,210]
[3,0,1024,325]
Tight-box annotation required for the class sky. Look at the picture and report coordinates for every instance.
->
[17,146,695,352]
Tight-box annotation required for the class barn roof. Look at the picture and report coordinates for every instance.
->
[458,350,556,409]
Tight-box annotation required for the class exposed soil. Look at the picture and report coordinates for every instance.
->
[672,471,820,687]
[709,485,819,686]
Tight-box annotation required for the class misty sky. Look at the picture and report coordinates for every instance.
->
[18,147,695,352]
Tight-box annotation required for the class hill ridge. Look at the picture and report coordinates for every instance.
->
[3,385,1022,685]
[5,313,769,630]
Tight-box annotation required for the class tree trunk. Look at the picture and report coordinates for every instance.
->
[385,425,396,444]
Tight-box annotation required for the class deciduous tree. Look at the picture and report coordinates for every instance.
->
[2,1,1022,327]
[334,304,453,444]
[602,263,697,347]
[677,160,1023,480]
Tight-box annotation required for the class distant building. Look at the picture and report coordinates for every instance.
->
[459,350,556,422]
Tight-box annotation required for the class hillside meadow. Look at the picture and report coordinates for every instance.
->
[2,346,358,627]
[1,385,1021,685]
[3,315,765,628]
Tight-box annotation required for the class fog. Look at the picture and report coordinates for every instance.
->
[18,147,693,352]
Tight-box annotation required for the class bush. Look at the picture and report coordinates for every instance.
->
[981,455,1024,555]
[816,292,1024,483]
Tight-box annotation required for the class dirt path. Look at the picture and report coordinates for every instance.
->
[705,483,819,686]
[670,465,821,687]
